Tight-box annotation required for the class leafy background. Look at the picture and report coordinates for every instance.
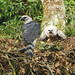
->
[0,0,75,39]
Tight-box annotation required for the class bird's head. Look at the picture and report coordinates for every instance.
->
[45,26,58,37]
[21,15,33,24]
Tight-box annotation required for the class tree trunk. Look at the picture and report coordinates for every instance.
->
[41,0,66,33]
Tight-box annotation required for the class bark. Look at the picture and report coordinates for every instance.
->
[41,0,66,32]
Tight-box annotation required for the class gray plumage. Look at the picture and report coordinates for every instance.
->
[21,15,40,57]
[22,21,40,46]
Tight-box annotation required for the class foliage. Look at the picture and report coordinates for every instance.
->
[0,0,75,39]
[64,0,75,36]
[0,0,43,39]
[38,42,62,52]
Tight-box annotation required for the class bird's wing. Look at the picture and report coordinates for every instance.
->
[22,22,40,45]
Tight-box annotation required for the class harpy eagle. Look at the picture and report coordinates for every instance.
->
[21,15,40,57]
[40,25,66,41]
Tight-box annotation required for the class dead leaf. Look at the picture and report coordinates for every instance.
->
[55,61,60,67]
[56,68,61,74]
[47,38,51,42]
[20,67,25,74]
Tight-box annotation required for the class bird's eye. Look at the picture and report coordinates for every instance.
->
[23,17,27,19]
[48,30,53,31]
[48,30,50,31]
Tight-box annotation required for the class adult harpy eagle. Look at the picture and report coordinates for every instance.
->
[21,15,40,57]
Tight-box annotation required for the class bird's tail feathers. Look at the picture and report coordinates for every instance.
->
[25,43,34,57]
